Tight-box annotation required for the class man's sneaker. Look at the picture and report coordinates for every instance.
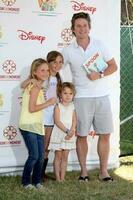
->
[35,183,43,189]
[24,184,36,189]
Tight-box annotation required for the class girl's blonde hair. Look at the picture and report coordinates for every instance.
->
[29,58,48,79]
[57,82,76,100]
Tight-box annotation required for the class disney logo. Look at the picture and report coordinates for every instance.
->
[71,1,96,14]
[17,30,46,44]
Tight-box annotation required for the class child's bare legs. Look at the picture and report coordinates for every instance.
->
[60,150,69,181]
[54,150,69,181]
[54,150,62,181]
[45,127,53,159]
[42,127,53,179]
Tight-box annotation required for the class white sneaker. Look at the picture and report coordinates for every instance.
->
[24,184,35,189]
[35,183,43,189]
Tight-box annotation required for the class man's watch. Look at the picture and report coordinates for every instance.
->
[99,71,104,78]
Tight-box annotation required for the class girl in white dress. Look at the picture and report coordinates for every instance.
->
[48,82,77,182]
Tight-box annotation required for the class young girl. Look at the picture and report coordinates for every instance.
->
[42,51,63,179]
[21,51,63,179]
[48,82,77,182]
[19,58,56,189]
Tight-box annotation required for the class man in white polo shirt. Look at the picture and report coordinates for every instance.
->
[62,12,117,181]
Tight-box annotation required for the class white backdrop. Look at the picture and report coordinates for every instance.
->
[0,0,120,174]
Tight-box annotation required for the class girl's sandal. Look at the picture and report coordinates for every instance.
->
[78,176,89,182]
[99,175,113,182]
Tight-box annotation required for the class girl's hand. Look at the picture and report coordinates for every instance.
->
[69,128,75,136]
[65,129,74,140]
[89,131,96,138]
[31,79,42,88]
[65,134,72,140]
[47,97,57,106]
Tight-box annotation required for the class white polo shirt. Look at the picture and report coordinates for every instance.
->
[62,37,113,98]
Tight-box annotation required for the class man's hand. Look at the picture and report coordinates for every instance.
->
[87,71,100,81]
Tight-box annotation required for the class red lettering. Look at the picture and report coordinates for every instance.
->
[0,7,19,12]
[71,1,96,14]
[0,140,21,145]
[71,1,80,11]
[17,30,46,44]
[8,7,19,12]
[85,53,99,68]
[18,30,29,40]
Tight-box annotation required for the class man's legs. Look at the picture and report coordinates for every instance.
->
[97,134,110,178]
[94,96,113,180]
[76,136,88,177]
[74,98,93,179]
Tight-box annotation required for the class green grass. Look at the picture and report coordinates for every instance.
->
[120,140,133,155]
[0,156,133,200]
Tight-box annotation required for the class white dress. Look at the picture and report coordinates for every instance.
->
[48,102,76,150]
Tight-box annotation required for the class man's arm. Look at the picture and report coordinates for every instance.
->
[88,58,117,81]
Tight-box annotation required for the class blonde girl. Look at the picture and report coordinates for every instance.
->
[19,58,56,189]
[20,51,63,179]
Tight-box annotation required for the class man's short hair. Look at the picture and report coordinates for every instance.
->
[71,12,91,35]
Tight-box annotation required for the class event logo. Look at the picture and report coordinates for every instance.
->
[70,1,96,14]
[0,94,4,108]
[61,28,73,43]
[1,0,16,6]
[0,59,20,81]
[17,30,46,44]
[0,126,21,146]
[58,28,73,48]
[3,126,17,140]
[33,0,61,17]
[2,59,16,74]
[38,0,57,11]
[0,0,20,13]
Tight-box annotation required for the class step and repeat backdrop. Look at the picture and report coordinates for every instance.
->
[0,0,120,174]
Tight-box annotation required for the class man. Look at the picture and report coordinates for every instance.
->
[61,12,117,181]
